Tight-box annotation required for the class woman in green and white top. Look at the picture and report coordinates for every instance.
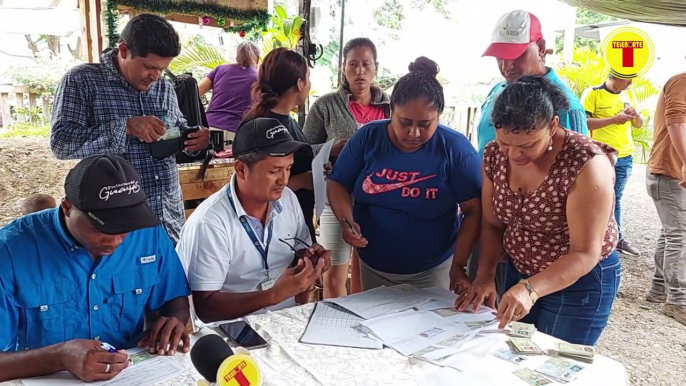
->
[303,37,390,299]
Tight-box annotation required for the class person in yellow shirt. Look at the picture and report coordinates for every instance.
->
[581,72,644,257]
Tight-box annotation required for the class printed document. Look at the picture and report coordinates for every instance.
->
[21,348,185,386]
[360,309,470,356]
[300,302,383,349]
[323,284,432,319]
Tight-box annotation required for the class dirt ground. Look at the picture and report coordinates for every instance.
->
[0,137,684,385]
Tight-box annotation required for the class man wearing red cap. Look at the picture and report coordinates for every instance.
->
[476,10,589,154]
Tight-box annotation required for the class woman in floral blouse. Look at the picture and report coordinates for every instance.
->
[456,75,620,345]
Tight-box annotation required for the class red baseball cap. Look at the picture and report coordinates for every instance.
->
[483,10,543,60]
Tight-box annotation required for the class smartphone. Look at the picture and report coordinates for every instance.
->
[218,320,269,349]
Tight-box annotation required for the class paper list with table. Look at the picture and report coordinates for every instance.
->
[300,285,498,358]
[299,284,623,385]
[20,348,185,386]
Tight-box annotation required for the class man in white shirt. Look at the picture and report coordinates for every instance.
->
[176,117,332,322]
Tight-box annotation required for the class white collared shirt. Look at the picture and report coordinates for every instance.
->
[176,174,312,313]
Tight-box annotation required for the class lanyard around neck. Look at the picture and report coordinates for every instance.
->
[227,188,273,275]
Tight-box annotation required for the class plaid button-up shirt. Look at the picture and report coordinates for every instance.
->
[51,49,186,242]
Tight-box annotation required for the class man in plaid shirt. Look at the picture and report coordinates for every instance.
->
[50,14,210,243]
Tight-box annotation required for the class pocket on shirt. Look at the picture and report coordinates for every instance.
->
[15,282,76,350]
[109,265,160,332]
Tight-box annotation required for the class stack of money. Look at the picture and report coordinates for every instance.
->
[554,342,596,363]
[508,337,543,355]
[535,357,585,383]
[513,369,553,385]
[509,322,536,338]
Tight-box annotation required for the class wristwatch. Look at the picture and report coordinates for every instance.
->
[518,279,539,303]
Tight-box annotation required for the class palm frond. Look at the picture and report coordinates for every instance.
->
[170,42,228,74]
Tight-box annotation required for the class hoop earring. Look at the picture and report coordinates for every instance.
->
[547,137,554,151]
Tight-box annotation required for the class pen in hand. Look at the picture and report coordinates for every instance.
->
[343,218,358,235]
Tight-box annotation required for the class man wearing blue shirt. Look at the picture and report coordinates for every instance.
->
[0,155,191,382]
[476,10,588,155]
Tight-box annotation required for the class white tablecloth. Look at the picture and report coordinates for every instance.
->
[5,303,629,386]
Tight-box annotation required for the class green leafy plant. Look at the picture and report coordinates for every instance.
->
[259,5,302,55]
[557,47,660,163]
[169,38,228,75]
[8,59,70,98]
[11,107,44,124]
[0,123,50,139]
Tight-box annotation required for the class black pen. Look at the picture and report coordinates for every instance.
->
[343,218,358,235]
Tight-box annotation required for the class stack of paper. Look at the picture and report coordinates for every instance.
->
[323,284,432,319]
[360,309,471,356]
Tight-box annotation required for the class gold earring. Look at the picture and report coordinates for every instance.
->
[547,137,553,151]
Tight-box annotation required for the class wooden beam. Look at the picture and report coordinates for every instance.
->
[89,0,103,61]
[79,0,92,62]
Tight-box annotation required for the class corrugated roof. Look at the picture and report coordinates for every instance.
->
[560,0,686,26]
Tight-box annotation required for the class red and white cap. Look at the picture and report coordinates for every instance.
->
[482,10,543,60]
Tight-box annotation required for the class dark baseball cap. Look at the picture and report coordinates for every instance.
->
[233,117,310,157]
[64,155,160,235]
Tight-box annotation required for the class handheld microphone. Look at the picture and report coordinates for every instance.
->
[191,334,263,386]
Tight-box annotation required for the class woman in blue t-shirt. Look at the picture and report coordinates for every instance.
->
[327,57,482,291]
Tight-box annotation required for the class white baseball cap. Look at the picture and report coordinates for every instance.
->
[483,10,543,60]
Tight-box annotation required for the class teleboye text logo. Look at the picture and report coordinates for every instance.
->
[601,27,655,78]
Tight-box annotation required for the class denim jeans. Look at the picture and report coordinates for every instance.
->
[614,155,633,240]
[646,171,686,305]
[504,251,621,345]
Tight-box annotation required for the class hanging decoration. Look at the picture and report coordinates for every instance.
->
[104,0,271,46]
[217,18,226,27]
[201,15,211,25]
[238,30,246,38]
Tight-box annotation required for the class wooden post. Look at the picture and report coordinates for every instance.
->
[15,93,25,123]
[28,94,37,123]
[0,93,10,128]
[42,96,51,124]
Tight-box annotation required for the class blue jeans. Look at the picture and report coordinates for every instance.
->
[614,155,633,240]
[504,251,621,345]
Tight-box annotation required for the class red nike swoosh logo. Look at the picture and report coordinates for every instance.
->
[362,174,437,194]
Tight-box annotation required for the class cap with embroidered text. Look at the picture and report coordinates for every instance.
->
[483,10,543,60]
[233,117,310,157]
[64,155,160,235]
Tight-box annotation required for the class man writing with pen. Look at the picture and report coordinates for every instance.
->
[176,118,333,322]
[0,155,192,382]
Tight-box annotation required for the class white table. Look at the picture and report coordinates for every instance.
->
[5,303,629,386]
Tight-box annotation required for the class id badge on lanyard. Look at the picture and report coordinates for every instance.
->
[228,189,275,291]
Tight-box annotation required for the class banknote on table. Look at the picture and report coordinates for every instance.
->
[535,357,585,383]
[554,342,596,363]
[491,348,529,364]
[513,368,554,385]
[509,322,537,338]
[431,307,461,317]
[508,337,543,355]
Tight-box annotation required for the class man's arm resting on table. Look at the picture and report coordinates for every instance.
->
[192,289,280,323]
[0,344,64,382]
[157,296,191,325]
